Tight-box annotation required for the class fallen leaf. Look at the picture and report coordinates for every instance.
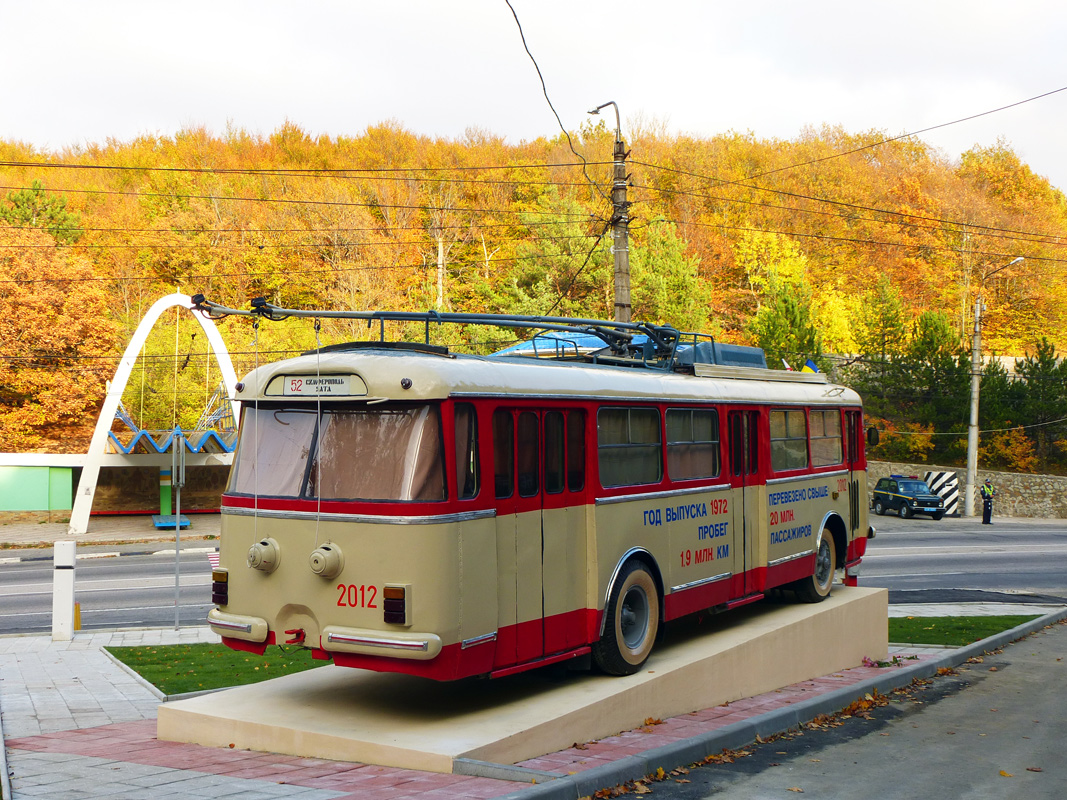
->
[1027,767,1043,773]
[634,783,652,794]
[788,788,804,793]
[989,667,998,672]
[675,779,691,783]
[1000,770,1013,778]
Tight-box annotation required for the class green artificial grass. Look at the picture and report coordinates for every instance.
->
[105,642,325,695]
[888,614,1041,646]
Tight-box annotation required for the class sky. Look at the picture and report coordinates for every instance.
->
[2,0,1065,189]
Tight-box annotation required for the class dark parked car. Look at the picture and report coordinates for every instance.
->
[872,475,945,519]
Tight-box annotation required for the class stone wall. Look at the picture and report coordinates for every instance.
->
[868,460,1067,519]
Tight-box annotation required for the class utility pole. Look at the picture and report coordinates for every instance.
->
[964,256,1022,516]
[965,297,983,517]
[589,101,630,322]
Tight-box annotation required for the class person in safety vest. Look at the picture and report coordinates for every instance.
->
[980,478,996,525]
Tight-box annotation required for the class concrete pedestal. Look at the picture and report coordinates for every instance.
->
[158,586,888,773]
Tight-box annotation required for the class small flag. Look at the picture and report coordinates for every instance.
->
[801,359,819,373]
[781,359,793,371]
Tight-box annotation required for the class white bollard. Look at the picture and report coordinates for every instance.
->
[52,540,76,641]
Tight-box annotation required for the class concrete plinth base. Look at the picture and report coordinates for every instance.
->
[158,586,887,773]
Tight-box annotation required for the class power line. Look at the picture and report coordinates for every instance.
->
[657,215,1067,266]
[0,238,613,285]
[632,162,1067,246]
[630,178,1065,251]
[0,159,608,177]
[730,84,1067,185]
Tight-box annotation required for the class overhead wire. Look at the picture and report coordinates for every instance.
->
[503,0,610,204]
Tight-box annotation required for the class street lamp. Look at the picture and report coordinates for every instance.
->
[587,101,630,322]
[965,256,1024,516]
[588,101,622,143]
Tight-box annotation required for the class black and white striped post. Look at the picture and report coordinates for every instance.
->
[925,471,960,517]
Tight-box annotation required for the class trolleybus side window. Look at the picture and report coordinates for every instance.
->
[493,409,514,499]
[598,407,662,488]
[454,403,479,499]
[545,411,565,494]
[809,409,843,467]
[769,409,808,472]
[566,410,586,492]
[666,408,721,480]
[517,411,540,497]
[544,409,586,494]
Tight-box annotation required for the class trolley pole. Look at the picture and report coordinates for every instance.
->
[589,101,631,323]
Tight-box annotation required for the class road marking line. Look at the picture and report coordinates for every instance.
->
[151,547,219,555]
[77,552,121,560]
[0,557,20,565]
[0,603,214,619]
[0,579,211,597]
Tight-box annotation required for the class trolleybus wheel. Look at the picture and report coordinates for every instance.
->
[794,531,836,603]
[874,500,885,516]
[592,561,660,675]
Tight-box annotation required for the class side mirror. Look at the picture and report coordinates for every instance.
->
[866,426,880,447]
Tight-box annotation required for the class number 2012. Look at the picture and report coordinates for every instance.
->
[337,583,377,608]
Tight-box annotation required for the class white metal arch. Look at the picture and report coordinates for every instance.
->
[69,293,241,535]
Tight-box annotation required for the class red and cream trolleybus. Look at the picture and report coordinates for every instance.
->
[195,297,874,680]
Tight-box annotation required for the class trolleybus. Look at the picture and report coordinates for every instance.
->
[196,297,874,680]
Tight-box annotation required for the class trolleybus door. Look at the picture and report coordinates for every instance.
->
[492,408,588,669]
[492,409,544,667]
[728,409,761,597]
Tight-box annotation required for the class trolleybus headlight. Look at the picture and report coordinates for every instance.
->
[247,538,280,573]
[309,543,344,579]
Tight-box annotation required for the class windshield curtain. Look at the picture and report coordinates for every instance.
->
[228,404,445,502]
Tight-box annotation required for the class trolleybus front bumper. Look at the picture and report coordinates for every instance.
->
[208,608,269,642]
[320,626,443,660]
[208,609,443,661]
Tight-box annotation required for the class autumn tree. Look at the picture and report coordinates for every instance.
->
[0,181,83,243]
[1014,338,1067,468]
[0,227,116,449]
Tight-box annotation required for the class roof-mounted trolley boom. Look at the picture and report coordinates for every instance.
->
[190,294,766,374]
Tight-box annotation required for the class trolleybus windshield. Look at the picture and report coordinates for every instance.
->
[228,403,445,501]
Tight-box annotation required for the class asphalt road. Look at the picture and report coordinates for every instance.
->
[0,545,216,634]
[638,614,1067,799]
[860,514,1067,602]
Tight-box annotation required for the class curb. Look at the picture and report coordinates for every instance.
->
[488,608,1067,800]
[99,639,228,703]
[0,668,11,800]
